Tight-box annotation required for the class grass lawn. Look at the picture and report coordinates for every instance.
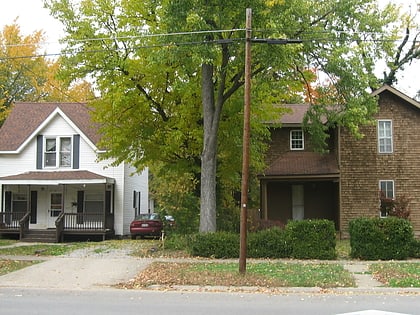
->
[0,243,88,256]
[0,260,40,276]
[370,262,420,287]
[0,239,18,247]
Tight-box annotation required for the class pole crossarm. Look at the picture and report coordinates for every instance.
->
[251,38,302,44]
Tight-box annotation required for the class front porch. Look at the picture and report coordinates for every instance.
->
[0,211,114,242]
[0,170,116,243]
[259,151,341,229]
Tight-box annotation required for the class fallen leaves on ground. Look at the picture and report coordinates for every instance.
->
[117,261,354,290]
[118,262,286,289]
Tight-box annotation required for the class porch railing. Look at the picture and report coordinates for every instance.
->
[0,211,27,230]
[63,213,105,230]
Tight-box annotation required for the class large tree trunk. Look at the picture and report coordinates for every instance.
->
[199,63,221,232]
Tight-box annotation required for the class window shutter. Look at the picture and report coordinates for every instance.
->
[73,134,80,169]
[77,190,84,224]
[4,191,11,224]
[133,190,137,208]
[30,191,37,224]
[36,135,43,169]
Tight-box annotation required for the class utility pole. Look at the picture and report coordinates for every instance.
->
[239,8,252,275]
[239,8,302,274]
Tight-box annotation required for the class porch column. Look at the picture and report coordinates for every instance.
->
[261,181,268,220]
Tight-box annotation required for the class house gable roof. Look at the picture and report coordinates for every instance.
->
[0,102,101,153]
[372,84,420,110]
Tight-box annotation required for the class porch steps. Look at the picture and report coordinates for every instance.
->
[21,230,57,243]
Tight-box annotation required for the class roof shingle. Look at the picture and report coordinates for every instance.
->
[0,102,100,151]
[263,151,339,177]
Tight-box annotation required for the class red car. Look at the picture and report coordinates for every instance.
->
[130,213,163,239]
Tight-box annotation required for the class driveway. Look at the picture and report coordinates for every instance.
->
[0,245,152,290]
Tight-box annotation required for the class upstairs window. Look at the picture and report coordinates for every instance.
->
[44,137,72,168]
[378,120,393,153]
[60,137,72,167]
[290,130,304,150]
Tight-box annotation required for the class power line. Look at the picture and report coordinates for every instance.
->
[0,26,417,61]
[1,27,417,49]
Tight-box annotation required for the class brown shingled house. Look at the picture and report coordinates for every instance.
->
[259,85,420,238]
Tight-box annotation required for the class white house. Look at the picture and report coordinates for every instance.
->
[0,102,148,242]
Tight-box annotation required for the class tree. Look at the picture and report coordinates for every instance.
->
[380,5,420,87]
[0,22,95,124]
[45,0,416,233]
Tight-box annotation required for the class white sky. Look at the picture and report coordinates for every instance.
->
[0,0,418,96]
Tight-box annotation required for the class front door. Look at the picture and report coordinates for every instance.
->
[48,193,62,228]
[292,185,304,220]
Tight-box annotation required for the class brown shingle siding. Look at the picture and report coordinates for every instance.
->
[339,89,420,234]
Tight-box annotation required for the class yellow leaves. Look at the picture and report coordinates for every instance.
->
[266,0,285,7]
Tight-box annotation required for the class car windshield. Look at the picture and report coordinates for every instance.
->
[135,213,160,221]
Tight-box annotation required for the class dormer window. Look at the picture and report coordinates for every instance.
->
[290,130,304,150]
[44,137,72,168]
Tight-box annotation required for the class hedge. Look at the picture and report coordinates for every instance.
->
[247,227,291,258]
[187,220,337,259]
[188,231,239,258]
[285,219,337,260]
[349,217,414,260]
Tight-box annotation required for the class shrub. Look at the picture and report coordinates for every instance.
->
[409,238,420,258]
[189,231,239,258]
[247,227,291,258]
[379,193,410,219]
[349,217,414,260]
[285,219,337,260]
[163,234,190,250]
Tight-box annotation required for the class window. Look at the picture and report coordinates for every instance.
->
[45,139,57,167]
[50,193,62,217]
[378,120,393,153]
[60,137,71,167]
[84,193,104,214]
[44,137,72,167]
[379,180,394,217]
[290,130,304,150]
[12,193,27,213]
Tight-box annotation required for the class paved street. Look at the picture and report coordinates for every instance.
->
[0,287,419,315]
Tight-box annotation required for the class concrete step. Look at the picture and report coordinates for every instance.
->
[21,230,57,243]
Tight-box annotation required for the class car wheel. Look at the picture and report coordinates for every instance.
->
[131,235,137,240]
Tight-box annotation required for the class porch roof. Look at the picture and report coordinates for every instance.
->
[0,170,115,185]
[260,152,339,179]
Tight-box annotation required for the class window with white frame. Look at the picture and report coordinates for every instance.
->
[379,180,394,217]
[290,130,304,150]
[378,120,393,153]
[44,137,72,168]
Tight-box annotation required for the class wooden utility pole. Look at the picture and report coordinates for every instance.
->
[239,8,252,274]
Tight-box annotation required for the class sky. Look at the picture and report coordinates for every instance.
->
[0,0,418,97]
